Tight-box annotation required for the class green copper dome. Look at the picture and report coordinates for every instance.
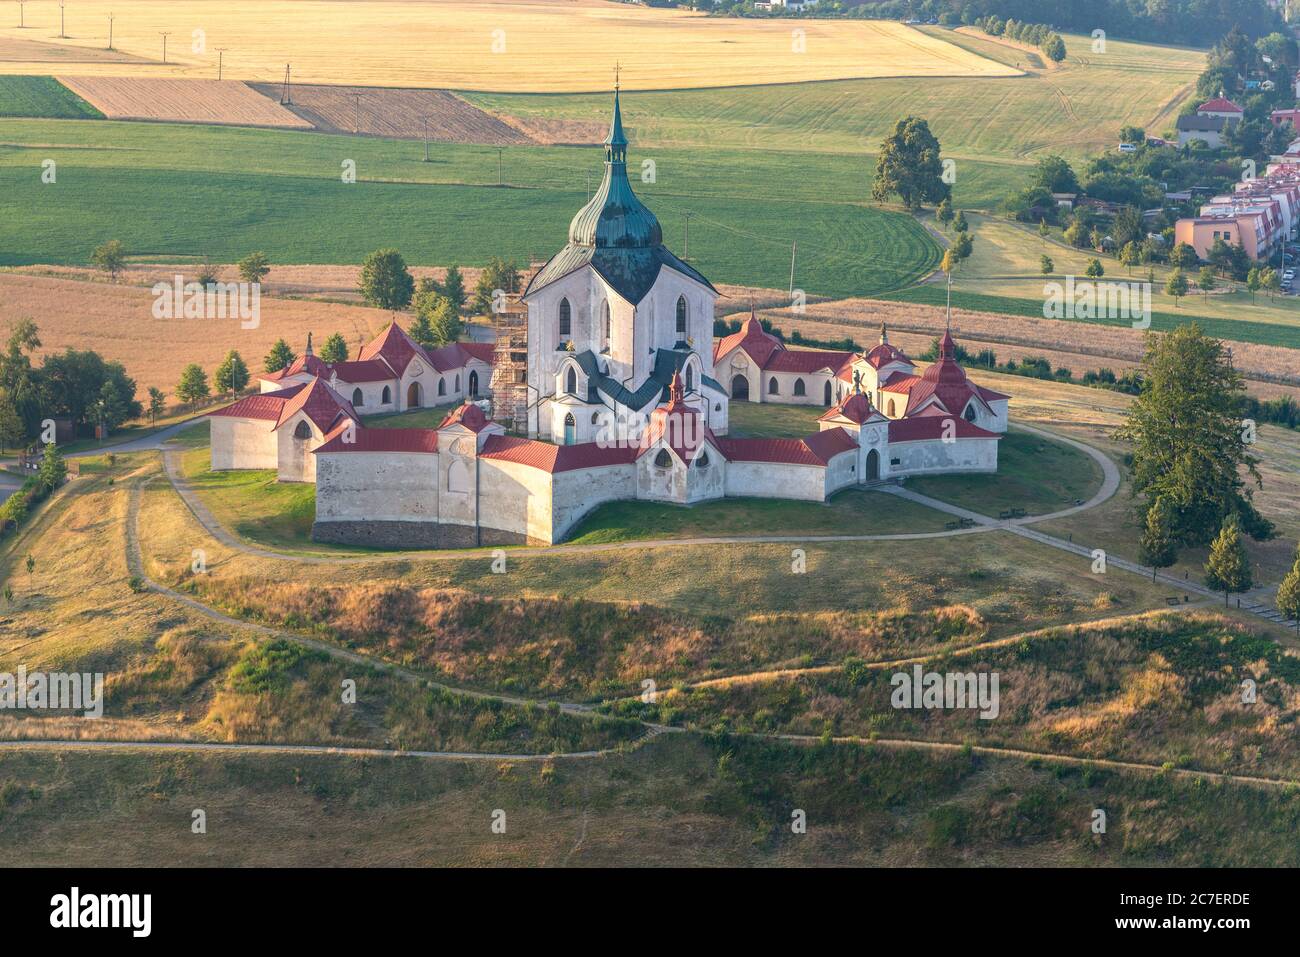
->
[568,89,663,249]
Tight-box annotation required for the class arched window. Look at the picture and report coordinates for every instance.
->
[437,378,446,396]
[454,374,460,392]
[559,298,571,338]
[602,300,611,344]
[697,450,710,468]
[654,448,673,468]
[768,377,780,395]
[381,385,392,404]
[964,403,978,423]
[793,378,806,397]
[685,366,694,392]
[887,399,896,417]
[351,388,363,406]
[293,420,312,440]
[566,366,577,395]
[675,296,687,335]
[591,412,600,425]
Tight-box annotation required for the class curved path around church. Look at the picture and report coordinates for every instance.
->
[155,421,1121,564]
[2,457,1295,794]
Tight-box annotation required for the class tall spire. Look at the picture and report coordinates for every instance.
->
[305,331,313,356]
[605,75,627,160]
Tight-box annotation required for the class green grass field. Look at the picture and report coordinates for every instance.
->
[0,76,101,118]
[0,118,938,298]
[466,30,1204,210]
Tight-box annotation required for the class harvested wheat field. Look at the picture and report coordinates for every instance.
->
[0,0,1019,91]
[251,83,535,144]
[57,76,312,128]
[0,272,402,393]
[0,35,152,64]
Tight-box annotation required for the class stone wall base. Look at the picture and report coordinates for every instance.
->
[312,520,532,549]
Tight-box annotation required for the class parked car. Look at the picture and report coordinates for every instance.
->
[1118,142,1138,154]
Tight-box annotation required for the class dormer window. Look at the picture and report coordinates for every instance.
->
[654,448,672,469]
[685,366,694,392]
[964,403,978,423]
[293,420,312,440]
[566,366,577,396]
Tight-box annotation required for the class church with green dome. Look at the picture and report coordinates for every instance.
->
[521,88,729,445]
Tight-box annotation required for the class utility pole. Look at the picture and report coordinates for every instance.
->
[18,1,24,29]
[216,47,227,80]
[58,1,65,38]
[353,91,361,133]
[422,115,429,162]
[586,169,591,200]
[788,240,797,295]
[280,63,291,104]
[159,31,171,64]
[684,211,692,260]
[498,147,503,186]
[107,12,114,50]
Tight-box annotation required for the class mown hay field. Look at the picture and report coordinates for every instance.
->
[58,76,312,128]
[0,0,1018,91]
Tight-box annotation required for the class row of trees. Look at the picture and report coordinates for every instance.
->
[974,14,1065,62]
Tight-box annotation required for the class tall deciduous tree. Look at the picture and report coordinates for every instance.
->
[237,251,271,285]
[358,248,415,310]
[176,364,210,404]
[1119,324,1272,548]
[871,116,950,211]
[1277,546,1300,632]
[91,240,126,281]
[472,257,520,315]
[1204,514,1253,606]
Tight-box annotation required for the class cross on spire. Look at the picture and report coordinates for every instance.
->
[614,62,621,91]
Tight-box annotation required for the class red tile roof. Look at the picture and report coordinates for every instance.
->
[274,377,358,432]
[713,314,783,368]
[262,353,330,382]
[207,383,305,422]
[819,390,883,425]
[716,427,858,466]
[880,372,921,394]
[440,402,492,433]
[480,435,637,473]
[636,371,716,464]
[357,321,426,376]
[887,416,999,442]
[330,358,396,383]
[313,422,440,454]
[1198,97,1243,113]
[764,348,853,374]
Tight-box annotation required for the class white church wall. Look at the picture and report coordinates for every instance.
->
[550,463,637,541]
[314,451,440,523]
[477,458,556,543]
[210,417,278,471]
[760,370,835,407]
[887,437,999,477]
[275,412,325,483]
[723,461,827,501]
[335,378,397,414]
[824,449,858,495]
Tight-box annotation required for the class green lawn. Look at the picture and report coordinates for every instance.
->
[727,401,824,438]
[906,427,1104,517]
[566,487,951,545]
[180,445,321,551]
[0,76,101,119]
[362,405,457,429]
